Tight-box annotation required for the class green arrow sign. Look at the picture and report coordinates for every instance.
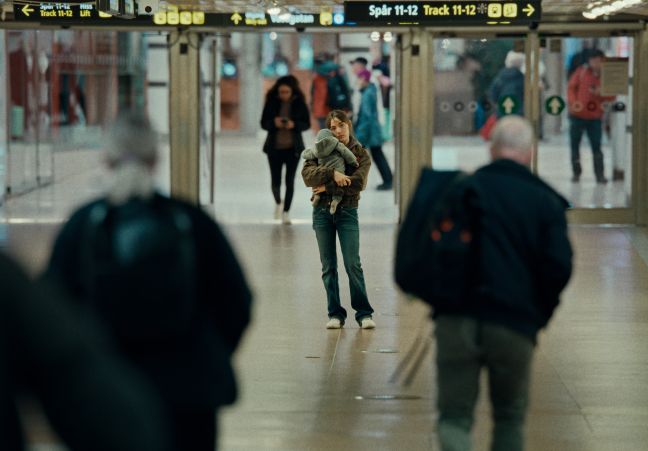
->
[545,95,565,116]
[498,95,519,116]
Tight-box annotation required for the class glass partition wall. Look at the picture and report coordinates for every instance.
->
[4,30,169,203]
[429,29,639,222]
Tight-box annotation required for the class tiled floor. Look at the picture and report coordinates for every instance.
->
[1,134,647,450]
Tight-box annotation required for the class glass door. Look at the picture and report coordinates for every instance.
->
[430,29,640,223]
[430,35,526,172]
[536,34,635,212]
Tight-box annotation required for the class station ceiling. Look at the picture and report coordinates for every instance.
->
[160,1,648,18]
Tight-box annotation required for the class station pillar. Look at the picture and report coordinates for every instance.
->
[395,30,435,220]
[168,30,201,204]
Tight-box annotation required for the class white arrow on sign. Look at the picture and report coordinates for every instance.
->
[22,5,35,16]
[548,97,562,115]
[502,97,515,115]
[523,4,535,16]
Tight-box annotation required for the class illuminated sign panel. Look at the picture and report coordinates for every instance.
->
[12,3,347,28]
[15,2,126,21]
[344,1,541,25]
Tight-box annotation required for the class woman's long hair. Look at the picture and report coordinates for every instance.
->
[104,112,158,205]
[264,75,306,105]
[325,109,355,138]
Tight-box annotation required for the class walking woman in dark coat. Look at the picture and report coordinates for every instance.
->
[261,75,311,224]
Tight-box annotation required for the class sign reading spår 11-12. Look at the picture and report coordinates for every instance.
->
[344,1,542,25]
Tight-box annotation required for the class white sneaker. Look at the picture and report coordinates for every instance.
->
[281,211,291,225]
[360,318,376,329]
[326,318,343,329]
[274,203,283,220]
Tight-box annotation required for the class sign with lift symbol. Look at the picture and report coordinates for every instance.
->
[344,1,541,26]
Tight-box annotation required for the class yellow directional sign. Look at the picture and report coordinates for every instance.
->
[523,4,535,17]
[231,12,242,25]
[21,5,35,16]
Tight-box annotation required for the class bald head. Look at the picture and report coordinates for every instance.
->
[489,116,534,166]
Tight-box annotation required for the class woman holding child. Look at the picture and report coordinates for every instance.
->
[301,110,376,330]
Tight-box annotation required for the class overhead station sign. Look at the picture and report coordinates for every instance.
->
[12,3,348,28]
[344,1,541,25]
[13,2,153,23]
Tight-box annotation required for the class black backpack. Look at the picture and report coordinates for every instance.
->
[395,169,482,309]
[326,73,352,110]
[81,199,196,343]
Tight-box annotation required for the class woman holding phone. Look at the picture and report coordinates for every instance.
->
[261,75,311,224]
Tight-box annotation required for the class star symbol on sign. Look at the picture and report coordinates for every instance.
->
[477,3,487,14]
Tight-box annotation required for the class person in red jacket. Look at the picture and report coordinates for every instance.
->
[567,49,615,183]
[312,59,338,129]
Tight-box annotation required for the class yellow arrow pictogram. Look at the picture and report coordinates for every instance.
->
[231,12,242,25]
[522,4,535,17]
[21,5,35,16]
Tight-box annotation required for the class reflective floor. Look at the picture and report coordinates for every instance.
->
[1,134,647,450]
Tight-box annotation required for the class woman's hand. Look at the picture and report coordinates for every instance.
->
[274,117,285,128]
[312,185,327,194]
[333,171,351,187]
[285,119,295,129]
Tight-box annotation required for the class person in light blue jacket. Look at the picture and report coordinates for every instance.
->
[354,69,393,190]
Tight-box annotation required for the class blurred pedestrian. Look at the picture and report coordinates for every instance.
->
[44,112,252,451]
[567,49,614,183]
[489,50,525,118]
[355,69,393,190]
[1,251,168,451]
[261,75,311,224]
[400,116,572,451]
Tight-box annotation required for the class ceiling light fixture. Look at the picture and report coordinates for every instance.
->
[267,1,281,16]
[583,0,643,19]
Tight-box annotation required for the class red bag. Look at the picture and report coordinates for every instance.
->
[479,114,497,141]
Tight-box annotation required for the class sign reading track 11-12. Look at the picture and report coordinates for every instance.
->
[344,1,541,25]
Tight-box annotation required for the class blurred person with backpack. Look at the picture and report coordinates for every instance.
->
[261,75,311,224]
[44,112,252,451]
[395,116,572,451]
[325,63,353,115]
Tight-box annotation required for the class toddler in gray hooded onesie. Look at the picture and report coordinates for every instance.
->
[301,128,359,214]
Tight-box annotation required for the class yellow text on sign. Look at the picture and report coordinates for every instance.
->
[153,8,204,25]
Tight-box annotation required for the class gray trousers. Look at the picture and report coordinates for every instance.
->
[435,316,535,451]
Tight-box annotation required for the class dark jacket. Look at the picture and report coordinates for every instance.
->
[434,159,573,341]
[301,136,371,208]
[45,194,252,408]
[490,67,525,117]
[354,83,384,148]
[261,95,311,157]
[1,252,168,451]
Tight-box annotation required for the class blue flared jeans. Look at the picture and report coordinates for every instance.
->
[312,206,373,324]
